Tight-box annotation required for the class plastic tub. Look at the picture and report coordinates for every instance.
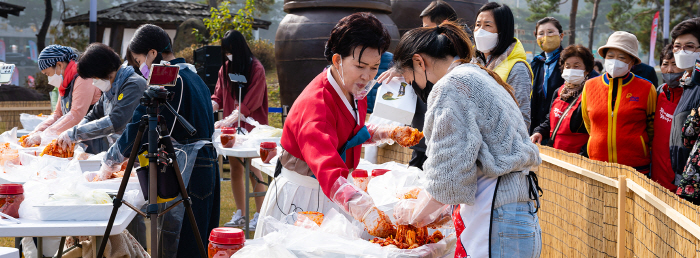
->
[0,184,24,219]
[352,169,370,192]
[208,228,245,258]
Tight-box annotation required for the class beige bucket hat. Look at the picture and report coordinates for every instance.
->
[597,31,641,65]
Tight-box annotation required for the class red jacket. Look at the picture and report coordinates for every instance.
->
[652,83,683,192]
[280,71,367,198]
[211,58,269,131]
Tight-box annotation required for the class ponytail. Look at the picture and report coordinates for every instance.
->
[392,21,518,105]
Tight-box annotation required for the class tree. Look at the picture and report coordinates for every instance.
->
[37,0,53,52]
[194,0,256,43]
[587,0,601,50]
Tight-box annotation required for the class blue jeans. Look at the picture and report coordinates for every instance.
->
[490,201,542,258]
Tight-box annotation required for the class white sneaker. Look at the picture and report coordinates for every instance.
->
[248,212,260,231]
[224,209,245,227]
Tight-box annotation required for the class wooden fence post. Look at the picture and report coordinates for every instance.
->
[617,175,627,258]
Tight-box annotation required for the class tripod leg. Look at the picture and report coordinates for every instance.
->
[97,119,147,258]
[160,136,208,258]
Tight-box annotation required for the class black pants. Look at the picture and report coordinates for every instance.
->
[410,150,427,170]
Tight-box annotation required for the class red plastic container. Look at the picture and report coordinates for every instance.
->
[260,142,278,164]
[352,169,370,192]
[0,184,24,219]
[372,169,390,177]
[220,128,236,148]
[208,227,245,258]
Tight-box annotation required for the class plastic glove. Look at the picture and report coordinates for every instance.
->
[56,130,75,149]
[365,124,395,145]
[23,132,42,147]
[96,160,122,181]
[393,190,451,228]
[214,110,245,129]
[329,177,395,237]
[212,100,220,111]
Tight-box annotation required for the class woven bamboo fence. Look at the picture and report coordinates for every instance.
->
[375,144,700,257]
[0,101,52,132]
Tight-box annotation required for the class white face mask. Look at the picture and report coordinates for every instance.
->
[561,69,586,85]
[473,29,499,53]
[227,54,233,62]
[93,78,112,92]
[673,50,700,70]
[48,71,63,88]
[604,59,630,78]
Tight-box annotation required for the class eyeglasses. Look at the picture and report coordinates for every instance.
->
[674,44,698,52]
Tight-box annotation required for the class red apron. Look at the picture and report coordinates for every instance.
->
[549,87,589,154]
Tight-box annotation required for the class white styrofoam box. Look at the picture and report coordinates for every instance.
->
[35,204,114,221]
[0,247,19,258]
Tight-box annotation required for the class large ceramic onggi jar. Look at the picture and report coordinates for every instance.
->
[275,0,400,108]
[389,0,486,36]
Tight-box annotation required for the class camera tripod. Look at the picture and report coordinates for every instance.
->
[97,86,206,258]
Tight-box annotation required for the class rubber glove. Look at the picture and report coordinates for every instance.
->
[214,110,245,129]
[23,132,42,147]
[393,190,452,228]
[330,177,395,237]
[56,129,75,149]
[96,160,122,181]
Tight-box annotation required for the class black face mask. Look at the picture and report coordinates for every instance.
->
[411,69,434,103]
[662,72,684,88]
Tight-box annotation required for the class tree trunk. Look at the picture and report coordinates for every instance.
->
[569,0,579,45]
[588,0,601,50]
[37,0,52,52]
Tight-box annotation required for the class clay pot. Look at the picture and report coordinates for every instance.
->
[389,0,486,36]
[275,0,399,107]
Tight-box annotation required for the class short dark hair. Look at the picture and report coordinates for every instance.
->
[477,2,515,58]
[324,12,392,63]
[559,44,595,74]
[393,22,473,70]
[594,60,603,71]
[671,17,700,46]
[420,0,458,24]
[128,24,173,57]
[78,43,122,79]
[535,17,563,35]
[661,43,675,61]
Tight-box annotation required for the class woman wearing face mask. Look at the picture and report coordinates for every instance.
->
[211,30,269,231]
[55,43,147,154]
[530,44,593,154]
[472,2,533,129]
[98,24,218,258]
[529,17,565,135]
[651,44,685,193]
[255,13,420,238]
[667,18,700,188]
[391,22,542,258]
[23,45,102,148]
[580,31,657,175]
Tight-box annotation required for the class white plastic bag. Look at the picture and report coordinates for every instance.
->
[19,113,48,131]
[233,232,296,258]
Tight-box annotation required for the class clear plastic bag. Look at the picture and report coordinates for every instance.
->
[20,113,49,131]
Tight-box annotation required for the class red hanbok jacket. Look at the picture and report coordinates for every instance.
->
[280,70,367,198]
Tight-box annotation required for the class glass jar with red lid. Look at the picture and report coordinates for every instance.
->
[0,184,24,219]
[208,227,245,258]
[220,128,236,148]
[260,142,277,164]
[352,169,369,192]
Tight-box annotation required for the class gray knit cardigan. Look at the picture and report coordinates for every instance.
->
[423,63,542,209]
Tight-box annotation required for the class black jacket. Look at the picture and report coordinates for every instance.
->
[671,69,700,184]
[631,62,659,87]
[530,47,566,134]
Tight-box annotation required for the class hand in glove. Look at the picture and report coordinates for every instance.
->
[23,132,42,147]
[212,100,220,111]
[96,160,122,181]
[393,190,451,228]
[56,130,75,149]
[214,110,245,129]
[330,177,395,237]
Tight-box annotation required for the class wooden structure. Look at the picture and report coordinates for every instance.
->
[0,2,24,19]
[62,0,271,56]
[0,101,52,132]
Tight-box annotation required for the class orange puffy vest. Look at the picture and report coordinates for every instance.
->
[581,73,657,170]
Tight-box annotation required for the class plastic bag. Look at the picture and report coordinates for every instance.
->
[20,113,49,131]
[233,232,297,258]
